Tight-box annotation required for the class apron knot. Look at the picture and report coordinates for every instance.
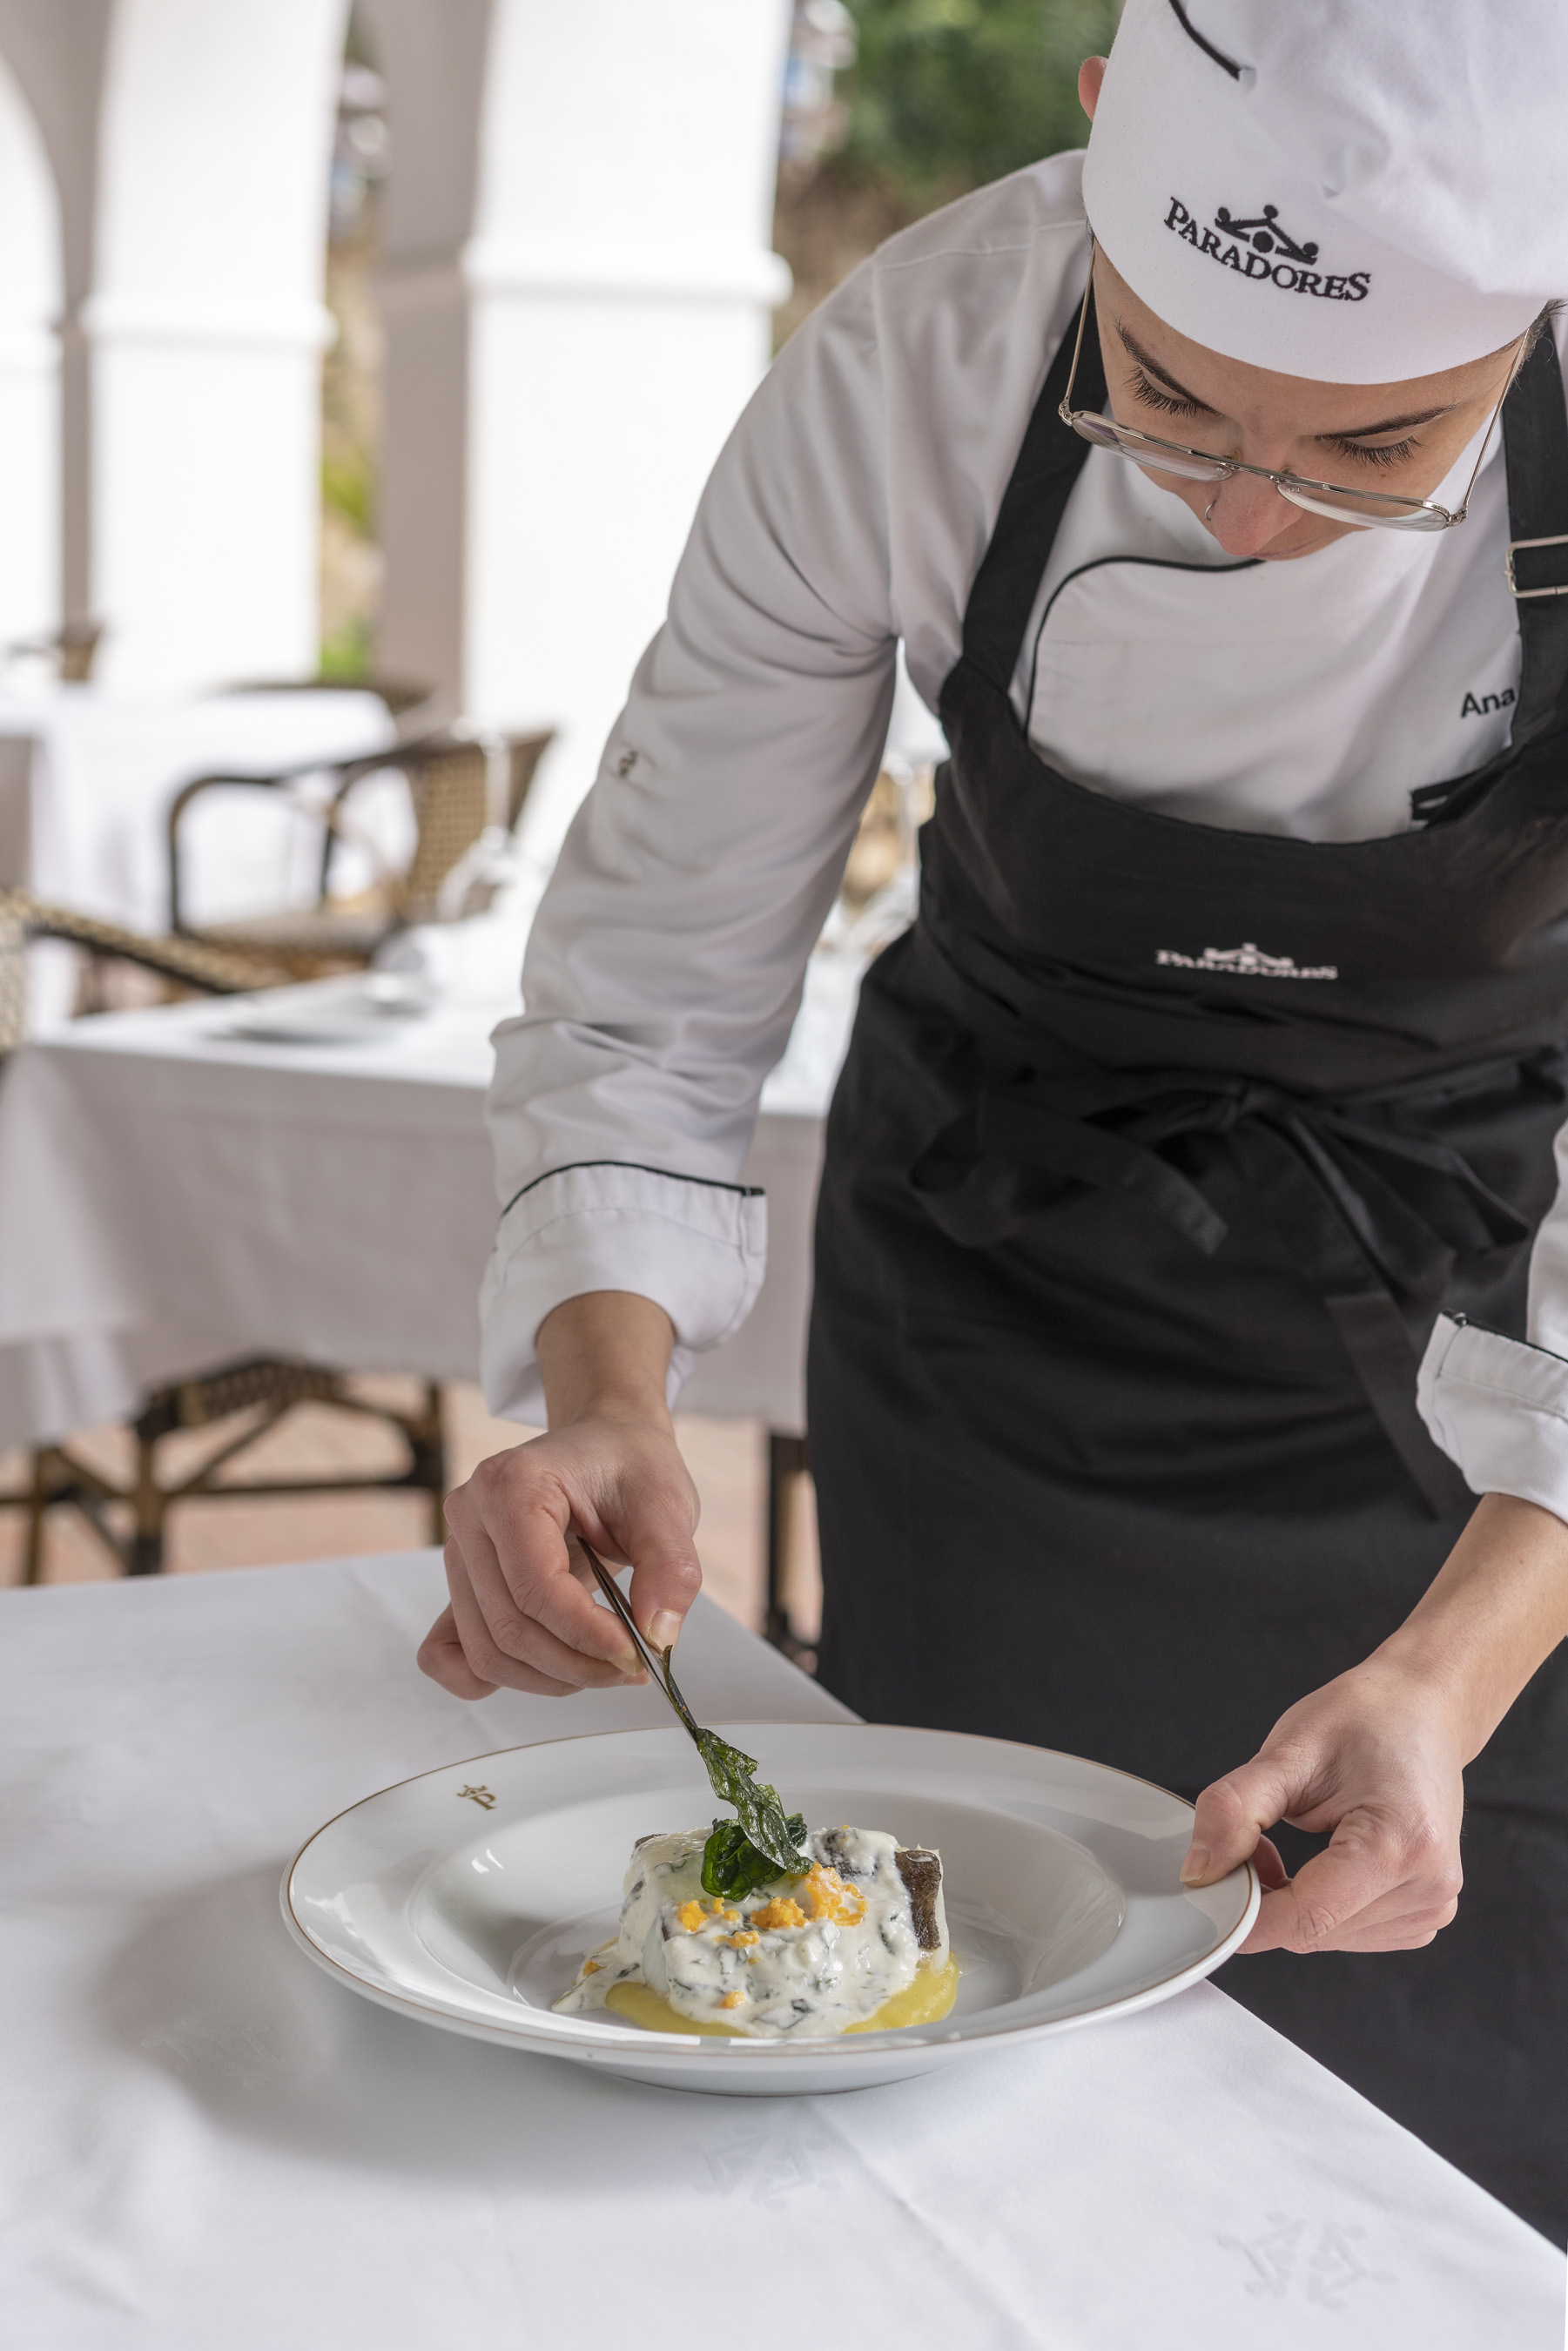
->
[910,1063,1533,1515]
[912,1064,1527,1290]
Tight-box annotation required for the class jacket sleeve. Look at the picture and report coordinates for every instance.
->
[1418,1117,1568,1522]
[481,264,898,1424]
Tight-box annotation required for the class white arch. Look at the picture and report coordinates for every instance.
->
[368,0,793,855]
[84,0,351,691]
[0,45,61,650]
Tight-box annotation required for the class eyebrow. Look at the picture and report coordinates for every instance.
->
[1114,320,1458,442]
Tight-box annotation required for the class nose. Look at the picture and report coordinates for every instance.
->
[1202,469,1298,557]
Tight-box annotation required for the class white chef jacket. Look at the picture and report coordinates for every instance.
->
[483,151,1568,1527]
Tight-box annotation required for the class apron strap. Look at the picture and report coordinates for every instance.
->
[960,284,1103,697]
[1499,325,1568,753]
[1413,329,1568,821]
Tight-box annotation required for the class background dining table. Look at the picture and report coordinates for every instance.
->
[2,1545,1558,2348]
[0,949,858,1452]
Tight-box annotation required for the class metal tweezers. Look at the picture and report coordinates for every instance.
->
[578,1537,709,1755]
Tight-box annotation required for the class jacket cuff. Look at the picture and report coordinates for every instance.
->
[1417,1313,1568,1525]
[478,1162,768,1425]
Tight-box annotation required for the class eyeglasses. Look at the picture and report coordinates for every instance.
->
[1058,247,1523,534]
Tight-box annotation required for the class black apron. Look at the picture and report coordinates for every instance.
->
[808,294,1568,2243]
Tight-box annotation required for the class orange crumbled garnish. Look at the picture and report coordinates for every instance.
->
[752,1896,806,1930]
[720,1990,747,2010]
[723,1930,760,1948]
[804,1863,867,1926]
[676,1899,707,1931]
[582,1959,602,1975]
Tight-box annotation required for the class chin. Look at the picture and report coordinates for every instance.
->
[1213,525,1336,562]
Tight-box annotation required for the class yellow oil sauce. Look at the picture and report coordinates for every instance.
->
[605,1955,960,2039]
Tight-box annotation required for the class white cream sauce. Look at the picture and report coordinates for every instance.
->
[554,1824,948,2039]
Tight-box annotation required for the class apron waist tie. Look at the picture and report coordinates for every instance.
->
[911,1069,1531,1515]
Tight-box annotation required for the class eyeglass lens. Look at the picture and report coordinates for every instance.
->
[1069,413,1448,531]
[1071,413,1225,482]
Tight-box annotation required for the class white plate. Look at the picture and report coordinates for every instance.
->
[281,1722,1259,2097]
[215,974,434,1046]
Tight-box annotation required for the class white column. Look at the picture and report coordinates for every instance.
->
[372,0,792,857]
[0,48,60,651]
[83,0,350,693]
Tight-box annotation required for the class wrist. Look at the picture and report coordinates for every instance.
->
[550,1391,674,1437]
[1369,1491,1568,1761]
[537,1289,676,1433]
[1343,1642,1473,1753]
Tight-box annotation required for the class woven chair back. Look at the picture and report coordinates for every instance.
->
[0,888,288,1050]
[393,731,552,923]
[399,741,491,920]
[0,896,27,1054]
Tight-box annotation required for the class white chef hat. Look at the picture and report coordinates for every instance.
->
[1080,0,1567,383]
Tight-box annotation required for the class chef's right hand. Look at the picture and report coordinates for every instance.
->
[418,1291,702,1701]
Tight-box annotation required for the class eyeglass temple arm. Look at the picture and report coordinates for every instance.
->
[1448,334,1531,526]
[1056,235,1099,427]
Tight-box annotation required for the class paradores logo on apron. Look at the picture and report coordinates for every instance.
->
[1157,941,1339,980]
[1164,198,1370,303]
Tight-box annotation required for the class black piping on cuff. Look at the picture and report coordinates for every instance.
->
[501,1159,765,1221]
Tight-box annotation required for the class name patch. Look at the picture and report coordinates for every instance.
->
[1156,941,1338,981]
[1460,687,1516,717]
[1164,199,1369,304]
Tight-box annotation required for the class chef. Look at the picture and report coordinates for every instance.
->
[422,1,1568,2238]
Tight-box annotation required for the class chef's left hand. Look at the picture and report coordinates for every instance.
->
[1179,1660,1465,1954]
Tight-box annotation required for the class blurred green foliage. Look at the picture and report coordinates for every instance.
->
[321,447,375,539]
[839,0,1121,205]
[319,614,373,681]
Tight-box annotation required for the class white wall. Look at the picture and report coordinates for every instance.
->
[371,0,793,857]
[362,0,488,716]
[0,44,60,650]
[0,0,791,733]
[0,0,350,696]
[84,0,350,692]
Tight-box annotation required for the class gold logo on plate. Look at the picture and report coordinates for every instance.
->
[456,1783,496,1810]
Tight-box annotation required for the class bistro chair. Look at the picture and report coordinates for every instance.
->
[0,888,448,1582]
[167,724,554,979]
[0,887,291,1047]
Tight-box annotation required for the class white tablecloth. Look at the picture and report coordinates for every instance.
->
[0,973,831,1447]
[0,686,397,1023]
[2,1549,1556,2349]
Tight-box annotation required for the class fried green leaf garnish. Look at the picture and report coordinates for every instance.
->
[700,1730,818,1890]
[701,1807,810,1901]
[692,1728,808,1886]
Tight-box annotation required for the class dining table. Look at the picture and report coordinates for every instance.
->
[0,944,856,1452]
[2,1543,1558,2348]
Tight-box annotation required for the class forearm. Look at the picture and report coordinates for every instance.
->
[1372,1491,1568,1758]
[536,1290,676,1430]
